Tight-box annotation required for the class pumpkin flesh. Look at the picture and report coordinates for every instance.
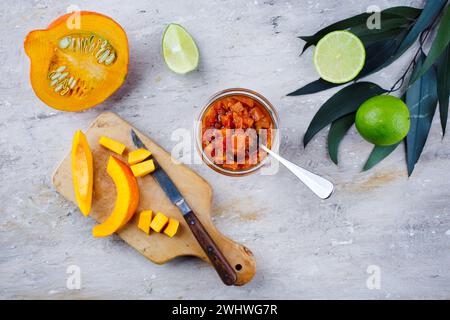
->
[24,11,129,111]
[92,156,139,237]
[71,130,93,216]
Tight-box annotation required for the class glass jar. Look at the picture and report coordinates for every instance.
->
[194,88,280,176]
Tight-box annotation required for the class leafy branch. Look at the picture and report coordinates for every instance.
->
[289,0,449,175]
[387,27,432,94]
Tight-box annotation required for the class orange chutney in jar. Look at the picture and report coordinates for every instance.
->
[201,94,273,171]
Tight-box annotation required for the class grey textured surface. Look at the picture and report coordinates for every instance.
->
[0,0,449,299]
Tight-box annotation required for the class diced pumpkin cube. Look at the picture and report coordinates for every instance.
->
[223,97,235,107]
[255,117,271,130]
[233,115,244,128]
[203,143,214,158]
[235,96,254,107]
[244,117,254,128]
[230,101,244,113]
[150,212,169,232]
[163,218,180,237]
[220,114,232,127]
[128,148,152,165]
[249,107,264,121]
[99,136,126,155]
[130,159,155,177]
[137,210,153,235]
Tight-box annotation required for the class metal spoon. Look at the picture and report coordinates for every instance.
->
[260,144,334,199]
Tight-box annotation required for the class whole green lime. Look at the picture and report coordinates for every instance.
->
[355,95,410,146]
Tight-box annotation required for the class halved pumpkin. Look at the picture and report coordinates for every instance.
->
[71,130,93,216]
[92,156,139,237]
[24,11,129,111]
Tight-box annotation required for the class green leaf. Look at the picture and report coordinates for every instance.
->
[328,113,355,164]
[304,82,386,146]
[410,5,450,84]
[350,17,412,45]
[299,6,421,53]
[287,79,338,96]
[367,2,448,76]
[359,37,404,76]
[405,53,439,176]
[357,28,408,47]
[436,45,450,135]
[382,6,423,20]
[363,143,400,171]
[395,0,447,57]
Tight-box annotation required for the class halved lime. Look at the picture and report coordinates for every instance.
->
[313,31,366,84]
[162,23,199,74]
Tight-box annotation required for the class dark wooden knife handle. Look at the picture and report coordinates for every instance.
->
[184,211,237,286]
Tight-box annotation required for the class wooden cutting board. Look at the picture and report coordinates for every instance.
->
[52,112,256,285]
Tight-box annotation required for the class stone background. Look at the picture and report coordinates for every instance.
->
[0,0,449,299]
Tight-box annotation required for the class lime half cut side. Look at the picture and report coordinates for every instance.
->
[313,30,366,84]
[162,23,199,74]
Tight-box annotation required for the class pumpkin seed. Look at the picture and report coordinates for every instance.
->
[88,42,96,53]
[54,83,63,92]
[70,37,76,51]
[98,50,110,63]
[70,79,77,89]
[104,52,116,65]
[58,72,69,80]
[86,37,93,52]
[95,48,106,59]
[50,79,59,86]
[58,37,71,49]
[56,66,66,73]
[57,34,116,66]
[50,72,61,80]
[80,38,86,53]
[60,87,70,96]
[87,36,95,53]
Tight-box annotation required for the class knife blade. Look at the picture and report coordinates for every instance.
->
[131,129,237,285]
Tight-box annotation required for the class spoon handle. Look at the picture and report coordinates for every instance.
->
[260,145,334,199]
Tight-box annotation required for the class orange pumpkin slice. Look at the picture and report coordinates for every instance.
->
[71,130,93,216]
[92,156,139,237]
[24,11,129,112]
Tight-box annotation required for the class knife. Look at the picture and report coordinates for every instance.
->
[131,129,237,285]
